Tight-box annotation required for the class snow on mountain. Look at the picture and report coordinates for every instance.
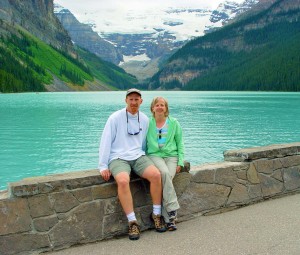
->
[54,0,251,41]
[54,0,259,81]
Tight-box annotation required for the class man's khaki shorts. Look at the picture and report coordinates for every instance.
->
[109,155,154,177]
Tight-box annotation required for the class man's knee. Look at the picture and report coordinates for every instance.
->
[115,173,130,189]
[143,166,161,182]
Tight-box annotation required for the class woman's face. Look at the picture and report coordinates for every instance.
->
[152,98,166,117]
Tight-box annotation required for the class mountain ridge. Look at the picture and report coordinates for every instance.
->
[148,0,300,91]
[0,0,137,93]
[54,0,260,82]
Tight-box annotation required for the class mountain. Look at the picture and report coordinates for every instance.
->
[148,0,300,91]
[54,0,260,82]
[54,5,122,65]
[0,0,74,54]
[0,0,137,93]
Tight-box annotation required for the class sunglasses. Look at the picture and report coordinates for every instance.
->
[126,110,141,135]
[158,129,162,139]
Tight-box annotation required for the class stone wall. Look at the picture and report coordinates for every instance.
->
[1,142,300,255]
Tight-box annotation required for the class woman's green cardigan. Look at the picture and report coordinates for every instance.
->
[146,116,184,167]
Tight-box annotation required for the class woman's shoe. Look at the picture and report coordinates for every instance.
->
[166,220,177,231]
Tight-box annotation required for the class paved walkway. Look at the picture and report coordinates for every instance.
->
[47,193,300,255]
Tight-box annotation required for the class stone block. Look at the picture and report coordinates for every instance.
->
[191,169,215,184]
[63,174,104,190]
[178,183,230,216]
[9,182,39,197]
[271,169,283,182]
[28,194,54,218]
[92,182,118,199]
[0,198,31,235]
[38,181,64,194]
[258,174,284,197]
[236,179,247,185]
[33,215,58,232]
[50,192,79,213]
[248,184,263,199]
[254,158,282,174]
[138,205,153,230]
[0,233,50,255]
[215,166,237,187]
[237,170,247,180]
[280,155,300,168]
[232,163,249,171]
[227,183,250,205]
[102,212,127,239]
[71,187,93,202]
[191,162,241,187]
[103,197,122,215]
[131,181,151,208]
[49,201,104,247]
[173,172,192,197]
[247,163,260,184]
[283,166,300,191]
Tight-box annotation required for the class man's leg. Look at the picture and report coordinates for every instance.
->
[141,165,162,205]
[114,172,134,215]
[142,164,167,232]
[109,159,140,240]
[133,156,166,232]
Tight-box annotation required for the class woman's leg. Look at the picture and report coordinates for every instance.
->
[149,156,180,222]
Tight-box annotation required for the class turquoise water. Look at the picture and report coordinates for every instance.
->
[1,91,300,190]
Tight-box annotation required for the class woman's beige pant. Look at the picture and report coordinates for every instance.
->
[148,156,180,223]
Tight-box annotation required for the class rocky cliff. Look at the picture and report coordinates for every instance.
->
[0,0,74,54]
[54,5,122,65]
[0,0,137,92]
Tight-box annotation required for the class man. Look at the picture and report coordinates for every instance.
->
[98,88,166,240]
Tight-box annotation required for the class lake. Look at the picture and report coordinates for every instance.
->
[1,91,300,190]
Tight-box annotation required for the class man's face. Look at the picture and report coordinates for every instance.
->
[125,93,143,114]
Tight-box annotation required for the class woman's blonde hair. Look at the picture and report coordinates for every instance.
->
[150,96,169,117]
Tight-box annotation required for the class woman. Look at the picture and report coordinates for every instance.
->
[146,96,184,231]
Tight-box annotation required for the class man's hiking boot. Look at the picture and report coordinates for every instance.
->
[150,213,167,232]
[128,220,140,240]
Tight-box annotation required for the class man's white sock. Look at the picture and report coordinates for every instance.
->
[127,212,137,222]
[153,204,162,215]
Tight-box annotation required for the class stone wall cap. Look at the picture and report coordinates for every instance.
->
[190,161,243,172]
[0,190,8,200]
[8,169,104,197]
[224,142,300,162]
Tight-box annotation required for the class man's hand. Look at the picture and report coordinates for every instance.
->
[176,165,181,173]
[100,169,111,181]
